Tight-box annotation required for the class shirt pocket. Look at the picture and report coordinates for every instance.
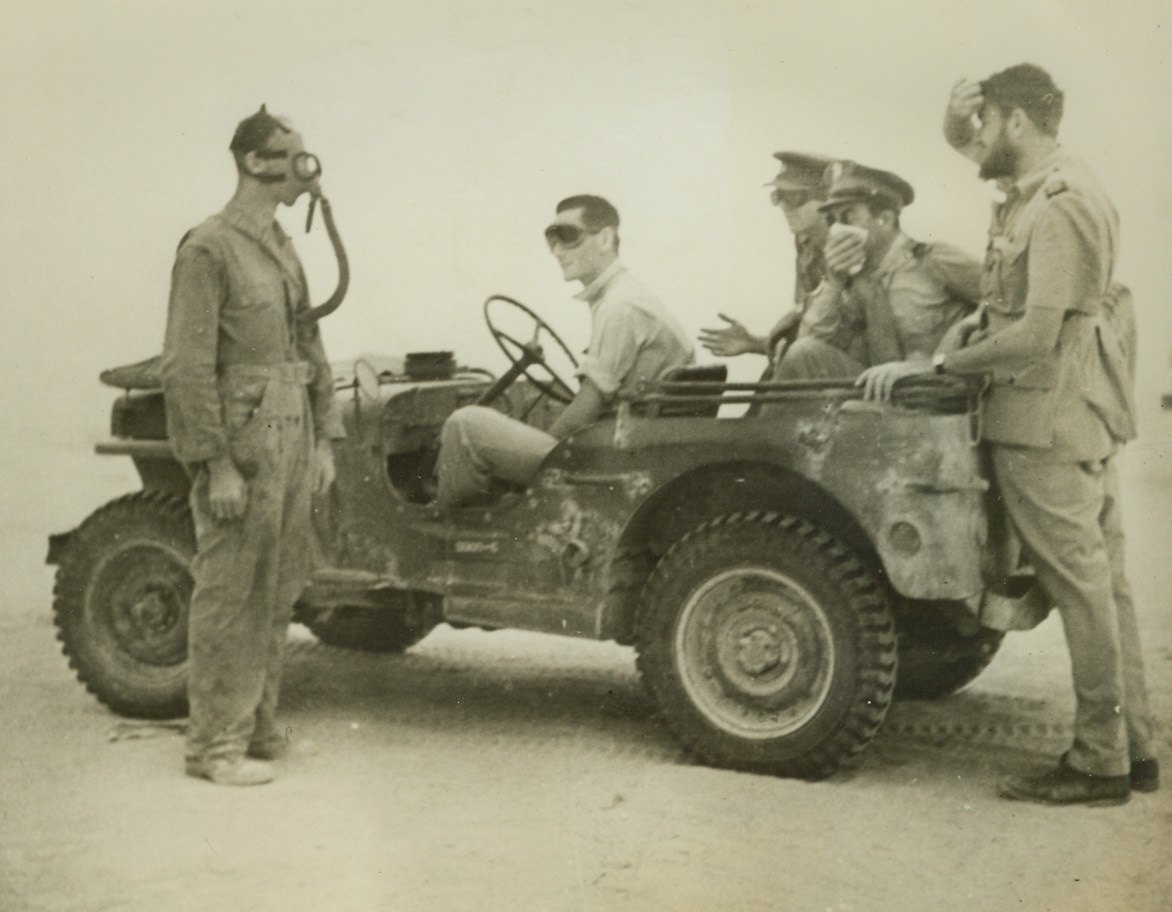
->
[231,265,286,305]
[987,234,1027,309]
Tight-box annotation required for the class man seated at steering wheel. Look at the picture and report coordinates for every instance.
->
[435,194,694,508]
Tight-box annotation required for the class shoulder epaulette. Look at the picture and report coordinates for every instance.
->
[910,241,931,258]
[1044,177,1069,198]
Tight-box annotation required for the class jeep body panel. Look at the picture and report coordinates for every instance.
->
[78,364,988,647]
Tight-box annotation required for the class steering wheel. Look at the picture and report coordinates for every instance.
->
[483,295,580,404]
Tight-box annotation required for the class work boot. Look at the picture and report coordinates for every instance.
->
[185,755,275,786]
[247,734,289,761]
[998,757,1129,806]
[1131,758,1160,793]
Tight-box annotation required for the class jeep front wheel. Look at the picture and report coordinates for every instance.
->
[636,513,896,779]
[53,491,193,719]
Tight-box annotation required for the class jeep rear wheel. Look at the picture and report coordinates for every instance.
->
[636,513,896,779]
[53,492,193,719]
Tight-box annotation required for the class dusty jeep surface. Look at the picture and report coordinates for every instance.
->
[47,296,1003,779]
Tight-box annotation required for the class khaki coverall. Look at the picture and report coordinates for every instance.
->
[978,150,1153,777]
[161,204,344,765]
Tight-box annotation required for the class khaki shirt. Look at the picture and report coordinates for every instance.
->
[979,149,1118,459]
[767,230,826,350]
[801,234,981,364]
[161,203,344,465]
[575,260,694,402]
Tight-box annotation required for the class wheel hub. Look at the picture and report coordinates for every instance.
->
[734,626,788,677]
[676,568,836,739]
[92,542,190,667]
[130,588,178,634]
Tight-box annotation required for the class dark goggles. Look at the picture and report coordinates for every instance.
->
[770,188,812,208]
[254,149,323,182]
[543,223,599,250]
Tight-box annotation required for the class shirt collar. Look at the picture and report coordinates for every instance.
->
[1007,146,1067,205]
[873,231,913,279]
[574,258,625,305]
[221,202,285,248]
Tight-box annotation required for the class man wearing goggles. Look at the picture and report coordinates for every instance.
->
[435,195,693,508]
[161,106,345,786]
[699,151,831,372]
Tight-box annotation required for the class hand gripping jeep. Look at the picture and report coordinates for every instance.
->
[47,291,1011,780]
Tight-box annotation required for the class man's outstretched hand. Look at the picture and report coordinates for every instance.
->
[699,313,768,357]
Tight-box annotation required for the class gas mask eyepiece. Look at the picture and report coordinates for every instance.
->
[292,152,322,183]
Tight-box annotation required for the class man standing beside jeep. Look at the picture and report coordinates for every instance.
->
[435,195,693,508]
[860,64,1157,805]
[161,107,345,786]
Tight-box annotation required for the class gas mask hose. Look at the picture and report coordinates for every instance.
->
[299,194,350,324]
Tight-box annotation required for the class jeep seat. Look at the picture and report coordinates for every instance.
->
[645,364,728,417]
[100,355,163,391]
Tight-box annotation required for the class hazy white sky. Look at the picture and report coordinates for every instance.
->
[2,0,1170,455]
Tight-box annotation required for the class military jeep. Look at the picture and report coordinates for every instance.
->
[47,295,1005,779]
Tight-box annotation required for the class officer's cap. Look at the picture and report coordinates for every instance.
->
[767,151,835,194]
[819,160,915,212]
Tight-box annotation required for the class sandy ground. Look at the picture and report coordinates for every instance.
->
[3,421,1172,912]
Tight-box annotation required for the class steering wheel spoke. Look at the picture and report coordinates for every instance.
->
[483,295,579,404]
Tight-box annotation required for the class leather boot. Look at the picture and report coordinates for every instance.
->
[186,755,275,786]
[998,756,1129,806]
[247,735,289,761]
[1131,757,1160,793]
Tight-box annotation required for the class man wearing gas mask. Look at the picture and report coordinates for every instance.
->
[161,107,345,786]
[772,161,982,381]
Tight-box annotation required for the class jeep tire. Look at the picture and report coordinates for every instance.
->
[636,513,896,779]
[53,491,193,719]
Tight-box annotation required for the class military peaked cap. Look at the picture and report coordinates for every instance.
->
[819,160,915,212]
[767,151,836,192]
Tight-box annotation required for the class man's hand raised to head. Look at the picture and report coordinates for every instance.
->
[948,78,984,122]
[824,229,867,281]
[944,78,986,158]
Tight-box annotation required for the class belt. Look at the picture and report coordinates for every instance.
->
[220,361,314,384]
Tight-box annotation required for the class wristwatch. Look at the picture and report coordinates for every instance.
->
[932,353,946,374]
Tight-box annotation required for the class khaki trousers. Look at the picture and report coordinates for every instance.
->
[435,405,557,508]
[185,378,314,763]
[770,336,865,381]
[992,447,1154,776]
